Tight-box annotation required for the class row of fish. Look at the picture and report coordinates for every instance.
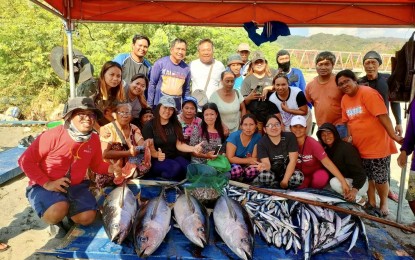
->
[226,184,369,259]
[101,184,252,258]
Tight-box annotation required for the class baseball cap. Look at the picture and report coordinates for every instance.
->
[251,51,266,64]
[363,51,382,65]
[237,43,250,52]
[290,115,307,127]
[159,95,176,109]
[227,54,244,66]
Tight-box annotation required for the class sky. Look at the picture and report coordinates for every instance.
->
[290,27,414,39]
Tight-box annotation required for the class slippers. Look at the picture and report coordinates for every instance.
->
[364,203,381,217]
[388,191,399,203]
[0,243,9,252]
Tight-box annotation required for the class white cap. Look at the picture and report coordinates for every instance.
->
[290,115,307,127]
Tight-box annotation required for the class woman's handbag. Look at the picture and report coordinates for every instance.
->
[207,154,231,173]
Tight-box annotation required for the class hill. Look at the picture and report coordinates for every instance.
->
[275,33,406,54]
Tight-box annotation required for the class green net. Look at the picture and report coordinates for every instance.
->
[186,164,229,203]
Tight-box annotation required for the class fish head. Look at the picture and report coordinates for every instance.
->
[231,228,254,260]
[182,217,209,248]
[135,227,164,257]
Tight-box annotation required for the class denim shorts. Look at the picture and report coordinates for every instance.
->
[26,180,97,218]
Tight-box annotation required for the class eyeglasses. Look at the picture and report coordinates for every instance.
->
[265,123,281,128]
[75,112,97,120]
[337,78,354,87]
[117,111,131,117]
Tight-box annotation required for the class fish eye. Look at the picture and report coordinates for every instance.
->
[241,238,250,243]
[112,223,119,228]
[140,236,148,242]
[197,227,205,232]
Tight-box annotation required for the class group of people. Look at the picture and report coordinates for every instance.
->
[13,34,415,245]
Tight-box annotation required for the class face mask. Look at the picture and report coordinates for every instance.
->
[278,61,290,72]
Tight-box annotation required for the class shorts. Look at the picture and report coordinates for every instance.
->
[406,170,415,201]
[26,180,97,218]
[361,156,390,184]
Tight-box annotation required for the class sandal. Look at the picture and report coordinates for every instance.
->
[364,203,381,217]
[388,191,399,203]
[0,243,9,252]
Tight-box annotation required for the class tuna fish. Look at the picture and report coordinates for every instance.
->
[213,195,254,260]
[102,184,138,244]
[173,192,209,248]
[134,189,171,257]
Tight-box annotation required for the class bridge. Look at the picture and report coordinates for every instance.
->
[286,49,393,74]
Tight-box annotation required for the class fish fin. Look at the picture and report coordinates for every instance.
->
[151,186,164,220]
[119,182,126,208]
[185,189,195,214]
[224,195,237,221]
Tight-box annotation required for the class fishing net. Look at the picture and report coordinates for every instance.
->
[186,163,229,205]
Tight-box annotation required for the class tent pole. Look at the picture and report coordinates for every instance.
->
[396,58,415,223]
[65,23,76,98]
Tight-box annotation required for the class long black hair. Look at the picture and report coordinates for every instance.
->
[152,104,184,143]
[201,103,225,143]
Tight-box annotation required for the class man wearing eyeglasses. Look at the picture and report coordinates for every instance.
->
[113,34,152,96]
[18,97,122,239]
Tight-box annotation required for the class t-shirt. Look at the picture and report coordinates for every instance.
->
[341,86,397,159]
[305,74,343,126]
[234,76,243,91]
[113,53,151,84]
[148,56,191,108]
[18,125,110,187]
[142,120,178,159]
[286,68,306,92]
[269,87,307,131]
[189,59,225,99]
[226,130,262,158]
[241,73,275,97]
[296,137,327,176]
[124,85,143,119]
[257,132,298,162]
[209,90,244,133]
[189,126,223,164]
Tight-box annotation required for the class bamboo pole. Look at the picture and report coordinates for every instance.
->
[229,180,415,233]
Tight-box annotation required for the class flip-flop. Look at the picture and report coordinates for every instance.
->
[364,203,381,217]
[378,208,390,218]
[0,243,9,252]
[388,191,399,203]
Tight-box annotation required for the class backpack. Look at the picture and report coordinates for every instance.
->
[388,31,415,102]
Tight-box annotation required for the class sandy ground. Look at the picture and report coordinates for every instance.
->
[0,123,414,260]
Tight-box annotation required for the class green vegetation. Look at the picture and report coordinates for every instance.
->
[0,0,406,119]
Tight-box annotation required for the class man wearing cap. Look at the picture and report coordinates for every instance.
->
[18,97,121,237]
[113,35,152,90]
[305,51,346,138]
[148,38,191,111]
[358,50,403,203]
[226,54,245,90]
[190,39,225,107]
[237,43,251,79]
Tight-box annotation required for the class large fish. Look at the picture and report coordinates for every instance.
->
[102,184,138,244]
[213,195,254,260]
[134,189,171,257]
[173,192,209,247]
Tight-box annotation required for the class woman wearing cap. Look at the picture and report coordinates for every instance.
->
[337,69,403,216]
[210,71,246,133]
[178,96,202,144]
[225,114,262,182]
[240,51,278,133]
[137,107,154,130]
[317,123,368,204]
[290,115,350,194]
[142,96,204,180]
[253,115,303,188]
[189,103,226,164]
[77,61,126,128]
[18,97,121,236]
[269,73,308,132]
[100,103,150,183]
[227,54,245,90]
[125,73,149,127]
